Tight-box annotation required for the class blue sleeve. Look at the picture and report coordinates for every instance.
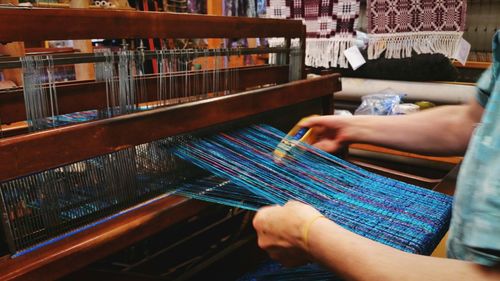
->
[475,31,500,108]
[475,67,493,108]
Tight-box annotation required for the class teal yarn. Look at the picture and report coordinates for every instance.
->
[174,124,453,255]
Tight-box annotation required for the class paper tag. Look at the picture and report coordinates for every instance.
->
[343,46,366,71]
[453,38,471,66]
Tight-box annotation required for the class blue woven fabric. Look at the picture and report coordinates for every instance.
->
[174,124,453,255]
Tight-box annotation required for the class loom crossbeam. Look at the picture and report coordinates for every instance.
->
[0,8,305,42]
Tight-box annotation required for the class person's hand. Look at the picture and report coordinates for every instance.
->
[299,115,360,153]
[252,201,324,267]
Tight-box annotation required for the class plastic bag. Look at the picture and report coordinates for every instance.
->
[354,89,404,115]
[334,110,353,116]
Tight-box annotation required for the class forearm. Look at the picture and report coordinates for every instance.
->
[346,103,480,156]
[307,219,500,281]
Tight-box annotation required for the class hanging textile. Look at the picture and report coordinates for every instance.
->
[174,124,452,255]
[367,0,467,60]
[187,0,207,14]
[266,0,360,68]
[225,0,257,17]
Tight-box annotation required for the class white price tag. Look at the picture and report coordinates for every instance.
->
[343,46,366,71]
[453,38,471,66]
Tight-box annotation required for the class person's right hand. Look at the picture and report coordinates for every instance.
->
[299,115,360,153]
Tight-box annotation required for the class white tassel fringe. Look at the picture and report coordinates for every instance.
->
[268,37,356,68]
[367,32,463,60]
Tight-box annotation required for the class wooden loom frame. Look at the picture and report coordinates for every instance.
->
[0,8,341,281]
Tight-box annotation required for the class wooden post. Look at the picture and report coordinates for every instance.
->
[70,0,96,81]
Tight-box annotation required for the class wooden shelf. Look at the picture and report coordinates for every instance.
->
[25,47,77,55]
[452,60,491,70]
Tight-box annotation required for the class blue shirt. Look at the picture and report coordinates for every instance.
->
[447,31,500,266]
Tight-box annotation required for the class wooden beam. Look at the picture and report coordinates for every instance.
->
[0,9,304,42]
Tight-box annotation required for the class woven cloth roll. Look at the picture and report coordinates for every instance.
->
[266,0,360,68]
[367,0,467,60]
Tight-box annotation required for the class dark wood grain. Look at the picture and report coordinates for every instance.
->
[0,65,289,124]
[0,196,209,281]
[0,74,341,183]
[0,9,304,42]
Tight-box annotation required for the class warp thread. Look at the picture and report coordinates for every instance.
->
[174,124,452,255]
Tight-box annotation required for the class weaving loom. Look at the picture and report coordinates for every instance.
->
[0,7,455,281]
[0,7,342,280]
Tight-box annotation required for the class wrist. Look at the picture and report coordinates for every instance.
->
[347,116,378,144]
[297,214,328,252]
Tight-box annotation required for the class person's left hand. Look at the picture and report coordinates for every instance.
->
[252,201,323,267]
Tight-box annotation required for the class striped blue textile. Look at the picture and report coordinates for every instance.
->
[174,124,453,255]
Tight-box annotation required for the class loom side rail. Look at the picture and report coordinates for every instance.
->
[0,8,304,42]
[0,195,209,281]
[0,74,341,183]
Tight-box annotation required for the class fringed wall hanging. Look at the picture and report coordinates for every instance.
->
[266,0,360,68]
[367,0,467,60]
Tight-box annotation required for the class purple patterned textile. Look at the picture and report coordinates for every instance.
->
[267,0,360,68]
[367,0,467,59]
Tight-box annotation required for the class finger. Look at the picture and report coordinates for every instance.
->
[298,116,329,128]
[313,139,341,153]
[309,125,327,139]
[284,200,308,208]
[253,205,280,229]
[284,200,300,206]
